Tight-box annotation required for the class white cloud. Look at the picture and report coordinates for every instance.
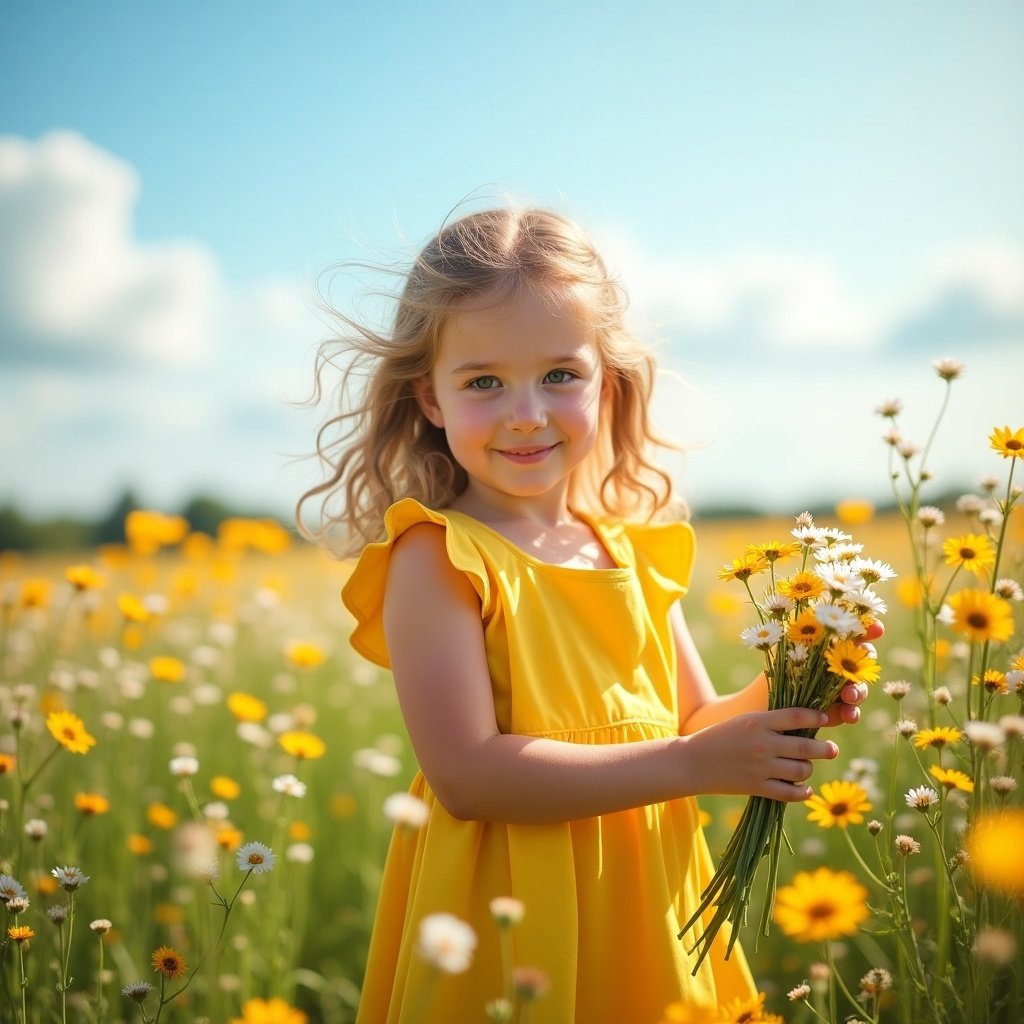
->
[0,130,221,368]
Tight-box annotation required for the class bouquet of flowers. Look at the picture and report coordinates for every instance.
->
[680,512,894,970]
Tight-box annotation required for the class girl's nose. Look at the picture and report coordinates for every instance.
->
[505,391,547,431]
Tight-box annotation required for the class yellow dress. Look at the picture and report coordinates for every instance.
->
[343,498,756,1023]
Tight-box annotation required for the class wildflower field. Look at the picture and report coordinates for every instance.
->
[1,371,1022,1023]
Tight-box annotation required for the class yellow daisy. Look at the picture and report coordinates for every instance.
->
[942,534,996,576]
[804,780,872,829]
[912,726,962,750]
[231,997,309,1024]
[972,669,1007,694]
[989,425,1024,459]
[149,656,186,683]
[715,992,775,1023]
[211,775,241,800]
[967,809,1024,898]
[773,867,869,942]
[73,793,110,816]
[825,639,881,685]
[286,641,326,669]
[46,710,96,755]
[278,731,326,760]
[7,925,35,944]
[65,565,106,591]
[746,541,801,564]
[787,608,824,646]
[717,553,769,583]
[930,765,974,793]
[776,572,826,602]
[226,692,268,722]
[948,589,1015,644]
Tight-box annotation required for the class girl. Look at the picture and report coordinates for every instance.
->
[299,206,869,1023]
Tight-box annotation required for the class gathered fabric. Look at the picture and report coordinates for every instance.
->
[343,498,756,1023]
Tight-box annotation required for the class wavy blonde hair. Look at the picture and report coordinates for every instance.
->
[297,206,681,555]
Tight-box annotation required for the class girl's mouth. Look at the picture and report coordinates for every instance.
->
[497,445,555,464]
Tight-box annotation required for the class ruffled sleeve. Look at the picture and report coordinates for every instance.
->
[341,499,492,668]
[618,518,696,609]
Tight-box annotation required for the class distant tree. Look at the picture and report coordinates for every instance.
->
[93,490,142,545]
[181,495,236,536]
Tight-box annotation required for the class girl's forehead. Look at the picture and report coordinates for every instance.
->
[439,288,599,359]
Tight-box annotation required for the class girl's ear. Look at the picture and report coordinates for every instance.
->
[412,376,445,428]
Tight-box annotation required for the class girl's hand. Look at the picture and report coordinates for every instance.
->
[686,706,838,803]
[823,619,884,727]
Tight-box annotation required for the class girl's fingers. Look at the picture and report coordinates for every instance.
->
[768,707,830,731]
[764,779,814,803]
[774,757,814,784]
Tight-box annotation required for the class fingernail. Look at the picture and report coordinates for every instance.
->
[820,712,829,725]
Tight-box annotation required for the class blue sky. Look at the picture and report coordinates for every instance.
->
[2,1,1023,520]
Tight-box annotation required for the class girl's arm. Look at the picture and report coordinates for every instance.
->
[382,523,836,824]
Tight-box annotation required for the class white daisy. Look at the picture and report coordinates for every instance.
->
[905,786,939,811]
[874,398,902,418]
[849,558,897,585]
[916,506,945,528]
[417,913,477,974]
[787,643,809,665]
[383,792,429,828]
[169,756,199,777]
[235,841,276,874]
[272,774,307,798]
[955,494,984,515]
[791,525,827,548]
[844,589,888,617]
[813,542,863,563]
[739,622,783,650]
[963,721,1005,750]
[933,357,966,381]
[994,579,1023,601]
[814,603,863,636]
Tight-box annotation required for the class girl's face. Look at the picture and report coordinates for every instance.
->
[414,288,605,518]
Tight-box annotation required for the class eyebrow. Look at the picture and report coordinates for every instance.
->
[449,354,590,376]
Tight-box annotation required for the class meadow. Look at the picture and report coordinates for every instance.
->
[1,403,1022,1023]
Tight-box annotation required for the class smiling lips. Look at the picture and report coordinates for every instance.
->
[497,444,557,463]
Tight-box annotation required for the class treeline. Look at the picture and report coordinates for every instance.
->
[0,492,291,552]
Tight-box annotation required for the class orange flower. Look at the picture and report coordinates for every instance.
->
[8,925,34,944]
[216,826,244,851]
[0,753,15,774]
[151,945,187,978]
[65,565,106,591]
[127,833,154,855]
[74,793,110,815]
[147,803,178,830]
[231,997,309,1024]
[211,775,241,800]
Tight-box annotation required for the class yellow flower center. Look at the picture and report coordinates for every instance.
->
[967,612,989,629]
[841,658,858,672]
[960,546,976,559]
[807,901,835,920]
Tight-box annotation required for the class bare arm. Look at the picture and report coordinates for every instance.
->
[382,524,835,824]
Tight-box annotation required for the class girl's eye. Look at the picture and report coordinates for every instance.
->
[544,369,576,384]
[467,375,501,391]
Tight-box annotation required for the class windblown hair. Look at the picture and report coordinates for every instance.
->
[297,206,681,555]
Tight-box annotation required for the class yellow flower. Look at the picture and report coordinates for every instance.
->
[216,826,244,851]
[74,793,110,815]
[151,945,187,978]
[787,608,824,646]
[912,726,962,750]
[7,925,34,944]
[972,669,1007,694]
[126,510,189,554]
[989,425,1024,459]
[19,579,51,609]
[127,833,154,855]
[279,731,326,760]
[117,592,151,623]
[289,820,312,842]
[46,710,96,754]
[286,641,326,669]
[218,517,293,555]
[967,809,1024,898]
[717,553,769,584]
[227,692,267,722]
[825,639,881,685]
[746,541,801,564]
[948,589,1015,644]
[942,533,996,576]
[65,565,106,591]
[715,991,782,1023]
[147,803,178,830]
[776,572,826,602]
[211,775,241,800]
[231,997,309,1024]
[0,753,15,774]
[929,765,974,793]
[835,498,875,525]
[773,867,869,942]
[804,780,872,829]
[149,656,186,683]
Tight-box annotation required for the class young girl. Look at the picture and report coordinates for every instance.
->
[300,206,869,1023]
